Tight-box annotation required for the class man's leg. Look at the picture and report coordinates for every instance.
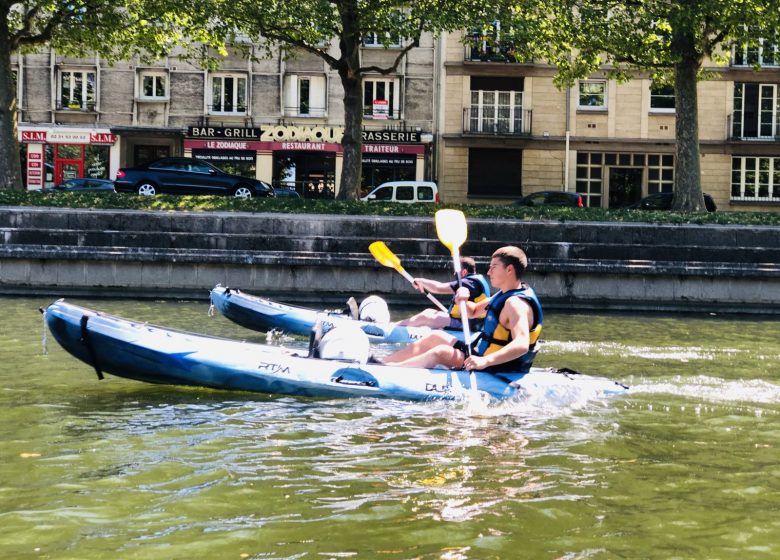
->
[390,343,466,369]
[396,309,450,328]
[383,331,456,364]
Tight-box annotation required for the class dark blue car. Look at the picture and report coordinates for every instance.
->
[114,157,274,198]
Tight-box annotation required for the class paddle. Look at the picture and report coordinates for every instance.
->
[434,209,479,393]
[369,241,449,313]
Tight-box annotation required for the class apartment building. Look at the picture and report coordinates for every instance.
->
[437,28,780,212]
[13,36,437,197]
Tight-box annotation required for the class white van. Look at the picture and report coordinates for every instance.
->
[361,181,439,204]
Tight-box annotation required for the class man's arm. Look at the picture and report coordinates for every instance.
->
[463,297,531,370]
[454,287,492,318]
[411,277,455,294]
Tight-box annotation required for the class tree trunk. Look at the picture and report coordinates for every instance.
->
[336,0,362,201]
[338,71,363,200]
[671,31,705,211]
[0,17,23,191]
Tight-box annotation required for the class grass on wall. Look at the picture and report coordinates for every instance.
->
[1,189,779,226]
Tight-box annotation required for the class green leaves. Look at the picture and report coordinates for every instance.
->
[2,190,778,226]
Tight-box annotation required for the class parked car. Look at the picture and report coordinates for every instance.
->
[46,178,115,193]
[514,191,584,208]
[114,157,274,198]
[625,192,717,212]
[361,181,439,204]
[272,186,302,198]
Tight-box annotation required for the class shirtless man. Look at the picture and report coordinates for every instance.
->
[383,246,543,373]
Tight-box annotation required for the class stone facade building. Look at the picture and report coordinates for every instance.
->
[13,37,437,197]
[12,29,780,212]
[436,29,780,212]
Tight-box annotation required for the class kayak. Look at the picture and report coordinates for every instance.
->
[44,300,628,403]
[209,285,464,344]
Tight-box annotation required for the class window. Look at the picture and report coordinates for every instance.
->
[575,152,603,207]
[364,77,400,119]
[646,154,674,194]
[468,90,525,135]
[650,84,675,112]
[283,75,326,117]
[733,37,779,67]
[465,20,516,62]
[210,74,247,114]
[417,186,434,201]
[731,156,780,201]
[372,186,394,200]
[139,72,168,99]
[59,69,96,110]
[732,82,780,138]
[578,80,607,110]
[467,148,521,197]
[396,186,414,201]
[363,33,402,47]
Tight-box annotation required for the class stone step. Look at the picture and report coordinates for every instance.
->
[4,227,780,264]
[3,206,780,249]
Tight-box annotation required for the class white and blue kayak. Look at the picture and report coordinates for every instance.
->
[44,300,628,403]
[209,285,463,344]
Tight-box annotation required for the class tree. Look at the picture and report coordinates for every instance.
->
[222,0,474,200]
[500,0,780,211]
[0,1,220,190]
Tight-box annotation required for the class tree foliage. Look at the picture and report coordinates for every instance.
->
[497,0,780,211]
[216,0,478,199]
[0,0,227,190]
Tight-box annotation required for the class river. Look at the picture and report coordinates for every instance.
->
[2,296,780,559]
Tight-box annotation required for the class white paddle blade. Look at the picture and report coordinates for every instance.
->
[435,209,467,251]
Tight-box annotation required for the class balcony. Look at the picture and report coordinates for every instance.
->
[282,104,327,118]
[464,43,519,63]
[727,114,780,141]
[56,101,96,112]
[463,107,532,136]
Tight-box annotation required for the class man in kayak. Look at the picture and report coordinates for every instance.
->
[382,246,543,373]
[395,257,490,330]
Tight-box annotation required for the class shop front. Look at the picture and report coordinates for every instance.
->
[183,125,429,198]
[19,126,118,190]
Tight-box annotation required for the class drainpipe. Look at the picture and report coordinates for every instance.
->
[564,84,571,191]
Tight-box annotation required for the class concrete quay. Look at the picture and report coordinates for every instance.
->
[1,206,779,314]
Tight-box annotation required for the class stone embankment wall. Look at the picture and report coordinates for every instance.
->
[1,206,779,314]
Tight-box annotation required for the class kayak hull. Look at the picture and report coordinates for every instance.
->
[209,285,460,344]
[44,300,628,402]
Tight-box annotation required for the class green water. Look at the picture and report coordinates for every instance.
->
[2,296,780,559]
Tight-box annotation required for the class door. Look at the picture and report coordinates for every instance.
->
[608,168,643,208]
[55,160,82,185]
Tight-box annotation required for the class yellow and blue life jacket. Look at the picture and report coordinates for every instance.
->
[472,285,543,373]
[448,274,491,320]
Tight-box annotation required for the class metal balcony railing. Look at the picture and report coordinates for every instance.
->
[464,43,521,63]
[463,107,532,136]
[282,105,327,118]
[56,101,96,112]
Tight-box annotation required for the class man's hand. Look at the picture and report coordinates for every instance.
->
[454,286,470,303]
[411,279,426,293]
[463,354,489,371]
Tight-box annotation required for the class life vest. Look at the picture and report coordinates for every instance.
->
[448,274,491,319]
[473,285,543,373]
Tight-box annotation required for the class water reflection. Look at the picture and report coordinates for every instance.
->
[3,297,780,558]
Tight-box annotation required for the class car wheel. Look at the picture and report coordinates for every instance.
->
[136,182,157,196]
[232,185,255,199]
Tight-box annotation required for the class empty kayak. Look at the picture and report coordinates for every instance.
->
[44,300,628,403]
[209,285,463,344]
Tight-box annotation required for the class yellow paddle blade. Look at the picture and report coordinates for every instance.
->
[369,241,402,271]
[435,209,467,251]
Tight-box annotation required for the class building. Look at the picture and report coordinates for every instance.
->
[436,28,780,212]
[13,36,437,196]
